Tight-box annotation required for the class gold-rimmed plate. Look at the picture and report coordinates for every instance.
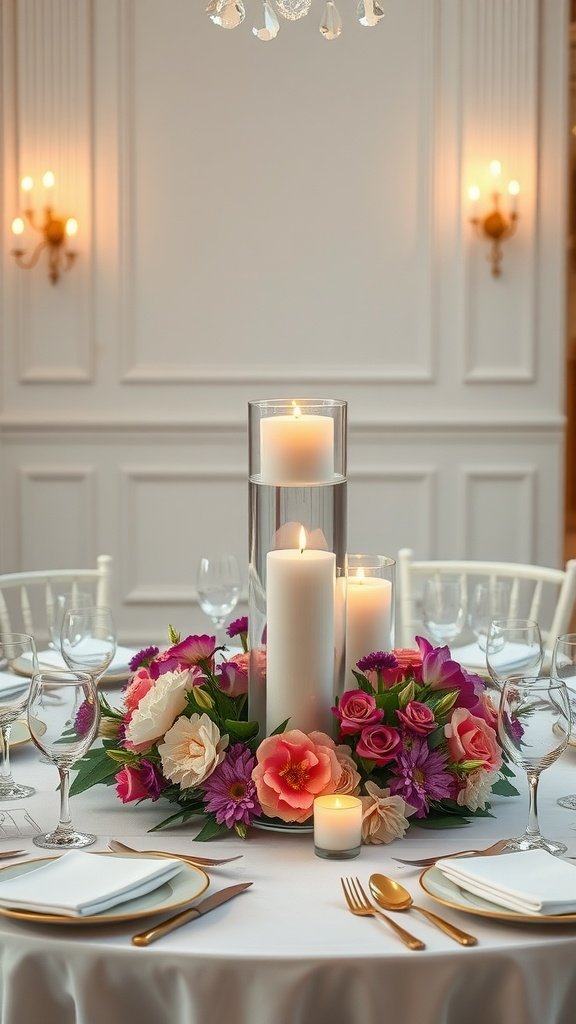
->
[420,865,576,924]
[4,721,31,749]
[0,853,209,925]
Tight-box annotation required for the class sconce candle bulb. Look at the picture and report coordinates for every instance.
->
[468,162,520,277]
[10,171,78,284]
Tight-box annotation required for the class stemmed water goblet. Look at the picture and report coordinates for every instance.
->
[27,669,99,848]
[0,633,38,799]
[549,633,576,810]
[47,591,93,652]
[421,576,467,646]
[196,554,241,643]
[60,606,117,686]
[498,674,571,855]
[486,618,543,690]
[469,581,511,652]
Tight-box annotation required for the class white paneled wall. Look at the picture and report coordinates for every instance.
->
[0,0,569,644]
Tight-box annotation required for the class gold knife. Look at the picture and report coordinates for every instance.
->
[132,881,253,946]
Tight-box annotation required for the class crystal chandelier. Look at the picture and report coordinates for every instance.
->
[207,0,385,41]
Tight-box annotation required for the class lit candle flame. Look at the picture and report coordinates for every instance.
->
[292,401,301,420]
[299,526,307,554]
[42,170,55,189]
[11,217,25,236]
[508,180,520,197]
[356,567,366,583]
[65,217,78,237]
[489,159,501,178]
[468,184,480,203]
[21,176,33,193]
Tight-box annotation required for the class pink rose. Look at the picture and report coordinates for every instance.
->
[396,700,436,736]
[470,691,498,730]
[356,724,402,766]
[252,729,342,823]
[216,652,249,696]
[115,765,149,803]
[444,707,502,772]
[392,648,423,672]
[333,689,384,736]
[123,668,155,716]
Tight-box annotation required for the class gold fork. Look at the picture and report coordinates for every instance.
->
[391,838,511,868]
[340,877,425,950]
[108,839,243,867]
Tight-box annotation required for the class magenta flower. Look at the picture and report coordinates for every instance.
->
[139,759,167,801]
[356,651,398,674]
[389,737,454,817]
[415,636,476,707]
[202,743,262,829]
[216,653,249,696]
[74,699,95,738]
[332,689,384,736]
[129,646,160,672]
[396,700,436,736]
[356,724,402,765]
[150,634,216,679]
[226,617,248,639]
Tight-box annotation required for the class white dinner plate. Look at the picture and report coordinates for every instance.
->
[419,865,576,924]
[0,853,209,925]
[13,647,139,686]
[450,641,537,675]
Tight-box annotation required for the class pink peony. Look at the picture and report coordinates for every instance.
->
[355,724,402,766]
[444,707,502,773]
[396,700,436,736]
[115,765,149,803]
[332,689,384,736]
[252,729,341,823]
[124,668,155,716]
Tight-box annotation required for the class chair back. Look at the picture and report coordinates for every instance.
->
[0,555,113,639]
[396,547,576,653]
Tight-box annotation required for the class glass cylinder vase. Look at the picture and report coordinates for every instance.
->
[248,398,347,738]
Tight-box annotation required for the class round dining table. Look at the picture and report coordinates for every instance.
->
[1,704,576,1024]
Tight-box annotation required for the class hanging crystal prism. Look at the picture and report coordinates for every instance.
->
[275,0,312,22]
[210,0,245,29]
[253,1,280,40]
[319,1,342,39]
[357,0,384,28]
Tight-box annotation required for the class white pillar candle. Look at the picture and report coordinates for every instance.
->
[314,795,362,854]
[345,574,392,686]
[266,533,335,735]
[260,403,334,484]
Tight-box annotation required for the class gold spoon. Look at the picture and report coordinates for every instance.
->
[369,873,477,946]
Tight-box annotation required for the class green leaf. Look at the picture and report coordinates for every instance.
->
[168,624,181,645]
[70,749,119,796]
[269,718,290,736]
[149,804,204,831]
[351,671,374,695]
[411,816,471,829]
[192,817,231,842]
[224,719,259,741]
[499,760,515,778]
[491,777,520,797]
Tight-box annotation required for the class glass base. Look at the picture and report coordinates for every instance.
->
[557,794,576,810]
[33,829,96,850]
[506,833,567,856]
[315,845,361,860]
[0,782,35,800]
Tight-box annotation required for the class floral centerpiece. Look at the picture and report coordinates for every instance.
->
[70,620,518,844]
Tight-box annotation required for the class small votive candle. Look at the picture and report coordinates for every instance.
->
[314,795,363,860]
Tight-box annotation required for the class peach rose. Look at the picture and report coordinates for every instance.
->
[124,668,155,715]
[252,729,341,823]
[444,707,502,772]
[158,713,228,789]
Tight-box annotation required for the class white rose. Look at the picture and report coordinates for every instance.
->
[125,668,196,749]
[158,713,228,789]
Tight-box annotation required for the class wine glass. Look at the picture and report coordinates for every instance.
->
[486,618,543,689]
[498,674,571,855]
[550,633,576,809]
[469,581,511,652]
[421,576,467,645]
[47,590,93,652]
[0,633,38,799]
[60,606,117,685]
[28,670,99,849]
[196,554,241,642]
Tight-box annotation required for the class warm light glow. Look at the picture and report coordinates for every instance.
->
[292,401,301,419]
[42,170,55,189]
[355,567,366,582]
[489,159,502,177]
[65,217,78,237]
[508,180,520,196]
[468,184,480,202]
[21,176,33,193]
[11,217,25,236]
[299,526,307,553]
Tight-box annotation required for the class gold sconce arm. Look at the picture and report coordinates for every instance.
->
[468,168,520,277]
[10,176,78,284]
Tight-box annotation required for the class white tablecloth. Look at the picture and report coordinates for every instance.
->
[2,709,576,1024]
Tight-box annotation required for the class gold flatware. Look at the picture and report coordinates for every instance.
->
[340,877,425,950]
[132,881,252,946]
[369,873,477,946]
[0,850,25,859]
[391,838,511,868]
[108,839,243,867]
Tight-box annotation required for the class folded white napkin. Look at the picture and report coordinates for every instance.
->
[436,848,576,915]
[0,850,184,917]
[24,646,137,678]
[0,671,29,701]
[451,641,536,673]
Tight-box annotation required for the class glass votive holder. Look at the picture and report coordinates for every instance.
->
[313,795,362,860]
[345,554,395,685]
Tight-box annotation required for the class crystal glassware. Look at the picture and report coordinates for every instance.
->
[486,618,543,689]
[28,669,99,849]
[60,606,117,685]
[47,590,93,651]
[550,633,576,809]
[469,580,511,651]
[421,576,467,645]
[196,554,241,643]
[0,633,38,800]
[498,674,571,855]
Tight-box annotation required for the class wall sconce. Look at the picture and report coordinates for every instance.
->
[468,160,520,277]
[10,172,78,285]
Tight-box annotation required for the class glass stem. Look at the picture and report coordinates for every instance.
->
[0,725,14,784]
[57,766,73,833]
[526,769,541,837]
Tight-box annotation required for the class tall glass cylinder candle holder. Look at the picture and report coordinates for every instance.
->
[344,554,395,687]
[248,399,347,738]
